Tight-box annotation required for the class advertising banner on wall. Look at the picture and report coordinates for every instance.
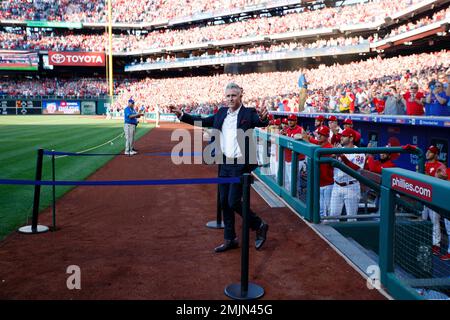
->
[81,101,96,115]
[48,51,105,67]
[26,21,82,29]
[43,100,80,114]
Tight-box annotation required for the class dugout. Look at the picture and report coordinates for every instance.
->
[254,128,449,299]
[273,112,450,171]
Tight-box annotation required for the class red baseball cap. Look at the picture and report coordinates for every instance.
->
[268,114,274,121]
[328,115,337,122]
[341,128,355,138]
[343,118,353,125]
[428,145,439,154]
[287,114,297,121]
[282,118,288,124]
[315,115,325,122]
[317,126,330,137]
[274,118,282,126]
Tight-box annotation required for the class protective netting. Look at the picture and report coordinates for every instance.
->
[393,197,450,300]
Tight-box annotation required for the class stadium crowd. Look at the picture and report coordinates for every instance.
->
[0,28,370,53]
[0,0,296,23]
[0,78,107,97]
[379,6,450,40]
[0,2,450,53]
[0,0,424,24]
[1,51,449,116]
[115,50,450,116]
[130,36,369,66]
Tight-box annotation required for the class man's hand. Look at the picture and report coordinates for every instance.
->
[169,105,182,118]
[258,106,268,121]
[402,144,417,151]
[300,131,309,141]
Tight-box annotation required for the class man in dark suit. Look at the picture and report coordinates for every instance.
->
[170,82,269,253]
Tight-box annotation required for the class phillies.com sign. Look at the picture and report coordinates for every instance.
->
[391,174,433,202]
[49,51,105,67]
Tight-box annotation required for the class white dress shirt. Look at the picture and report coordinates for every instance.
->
[220,106,242,158]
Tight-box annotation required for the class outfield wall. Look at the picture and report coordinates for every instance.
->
[0,96,111,116]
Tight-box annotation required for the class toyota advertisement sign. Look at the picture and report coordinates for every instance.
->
[48,51,105,67]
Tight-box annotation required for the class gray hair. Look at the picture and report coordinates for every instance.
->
[225,82,243,94]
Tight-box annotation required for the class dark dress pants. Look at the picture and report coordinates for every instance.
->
[219,163,262,240]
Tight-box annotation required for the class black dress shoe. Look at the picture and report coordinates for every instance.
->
[214,238,239,253]
[255,222,268,250]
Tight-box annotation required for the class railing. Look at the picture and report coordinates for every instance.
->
[254,129,319,219]
[0,94,110,100]
[254,129,425,222]
[379,168,450,300]
[313,146,425,224]
[254,128,450,299]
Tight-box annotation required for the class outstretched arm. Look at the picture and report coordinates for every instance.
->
[250,107,269,127]
[340,154,362,171]
[169,106,215,127]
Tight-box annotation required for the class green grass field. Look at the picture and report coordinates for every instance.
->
[0,115,153,240]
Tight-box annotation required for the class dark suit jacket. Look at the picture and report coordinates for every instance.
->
[180,106,269,171]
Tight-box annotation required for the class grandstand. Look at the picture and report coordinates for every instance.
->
[0,0,449,116]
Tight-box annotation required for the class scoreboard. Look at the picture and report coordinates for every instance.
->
[0,99,42,115]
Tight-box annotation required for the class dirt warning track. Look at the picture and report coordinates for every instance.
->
[0,123,384,300]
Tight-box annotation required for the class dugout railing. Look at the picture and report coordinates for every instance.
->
[379,168,450,300]
[254,128,319,220]
[313,146,425,224]
[253,129,450,300]
[254,129,425,223]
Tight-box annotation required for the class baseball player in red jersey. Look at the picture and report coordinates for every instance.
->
[302,126,334,217]
[313,115,326,138]
[328,115,342,147]
[422,145,447,255]
[269,118,282,177]
[281,117,288,132]
[343,118,361,146]
[425,145,445,177]
[365,146,396,174]
[281,114,304,192]
[436,167,450,260]
[329,128,366,221]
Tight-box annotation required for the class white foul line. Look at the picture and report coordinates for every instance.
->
[55,132,124,159]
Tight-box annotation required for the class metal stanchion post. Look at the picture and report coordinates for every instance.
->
[52,150,56,231]
[18,148,49,234]
[225,173,264,300]
[206,165,225,229]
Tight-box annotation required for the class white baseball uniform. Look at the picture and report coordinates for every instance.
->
[330,148,365,221]
[422,207,441,246]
